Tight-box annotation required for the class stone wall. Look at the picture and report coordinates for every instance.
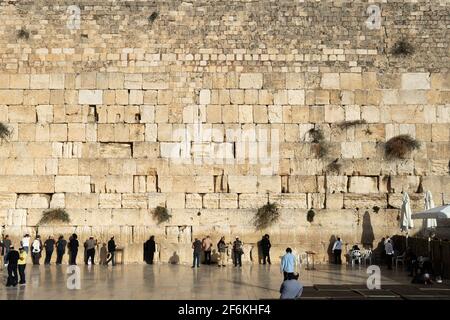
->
[0,0,449,264]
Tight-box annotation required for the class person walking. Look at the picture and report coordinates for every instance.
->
[44,236,55,265]
[18,247,27,285]
[332,237,343,264]
[85,236,97,265]
[144,236,156,264]
[261,234,272,265]
[6,246,19,287]
[232,237,244,267]
[192,238,202,268]
[68,234,79,265]
[281,248,296,280]
[20,234,31,254]
[31,235,42,265]
[2,235,11,265]
[217,236,228,267]
[385,239,394,270]
[107,236,116,266]
[280,273,303,299]
[56,235,67,265]
[203,235,213,265]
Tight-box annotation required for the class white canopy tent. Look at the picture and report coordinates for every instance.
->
[411,205,450,220]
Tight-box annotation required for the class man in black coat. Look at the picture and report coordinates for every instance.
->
[144,236,156,264]
[6,246,19,287]
[261,234,272,265]
[68,234,79,265]
[107,236,117,266]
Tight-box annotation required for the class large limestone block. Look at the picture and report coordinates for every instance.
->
[148,193,166,208]
[78,90,103,105]
[111,209,141,226]
[65,193,98,209]
[289,176,318,193]
[387,193,424,211]
[0,176,54,193]
[106,176,133,193]
[6,209,27,227]
[401,73,430,90]
[257,176,281,193]
[166,193,185,209]
[325,193,344,209]
[239,73,263,89]
[203,193,219,209]
[143,73,169,89]
[99,193,122,208]
[99,143,132,158]
[30,74,50,89]
[228,176,257,193]
[341,142,362,158]
[348,176,378,193]
[49,193,65,208]
[0,193,17,209]
[238,193,268,209]
[343,194,386,209]
[16,194,50,209]
[0,90,23,104]
[8,106,35,122]
[219,193,238,209]
[186,193,202,209]
[287,90,305,105]
[340,73,362,90]
[321,73,340,89]
[9,74,30,89]
[55,176,91,193]
[326,176,348,193]
[122,193,148,209]
[269,193,307,209]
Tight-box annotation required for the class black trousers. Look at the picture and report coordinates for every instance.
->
[86,248,95,264]
[233,251,242,266]
[262,251,271,264]
[18,265,26,284]
[69,249,78,265]
[45,249,53,264]
[204,251,211,264]
[31,252,41,265]
[386,254,393,269]
[283,272,294,281]
[334,249,342,264]
[56,250,64,264]
[7,263,18,286]
[148,252,154,264]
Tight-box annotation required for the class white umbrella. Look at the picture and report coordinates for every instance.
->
[400,192,413,249]
[412,205,450,220]
[424,191,437,229]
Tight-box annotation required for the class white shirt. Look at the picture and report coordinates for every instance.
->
[21,237,30,247]
[32,239,41,253]
[332,240,343,251]
[385,242,394,255]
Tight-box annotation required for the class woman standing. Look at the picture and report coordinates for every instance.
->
[31,235,42,265]
[217,237,228,267]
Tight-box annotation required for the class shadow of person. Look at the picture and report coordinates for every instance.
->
[373,237,386,265]
[361,211,375,249]
[327,235,336,264]
[257,240,263,264]
[168,251,180,264]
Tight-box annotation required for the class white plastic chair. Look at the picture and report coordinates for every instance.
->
[361,249,372,265]
[350,250,362,266]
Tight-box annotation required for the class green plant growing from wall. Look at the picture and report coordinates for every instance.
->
[153,206,171,224]
[308,127,329,158]
[337,119,367,130]
[0,123,12,142]
[38,209,70,225]
[326,159,342,174]
[17,28,29,40]
[148,11,159,24]
[253,202,280,230]
[391,39,414,56]
[384,134,420,160]
[307,209,315,223]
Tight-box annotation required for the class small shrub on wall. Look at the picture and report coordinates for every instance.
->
[0,123,12,142]
[38,209,70,225]
[253,202,280,230]
[153,206,171,224]
[384,135,420,160]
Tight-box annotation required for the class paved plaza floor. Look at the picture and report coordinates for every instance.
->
[2,262,445,300]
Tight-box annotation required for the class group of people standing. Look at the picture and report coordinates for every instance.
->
[191,236,247,268]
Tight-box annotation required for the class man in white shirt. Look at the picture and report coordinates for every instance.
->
[21,234,30,254]
[385,239,394,270]
[332,237,343,265]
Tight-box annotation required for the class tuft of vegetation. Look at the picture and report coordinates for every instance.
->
[308,127,329,158]
[17,28,29,40]
[308,127,324,143]
[326,159,342,174]
[38,209,70,225]
[148,11,159,24]
[391,39,414,56]
[337,120,367,130]
[153,206,171,224]
[307,209,315,223]
[372,206,380,213]
[0,123,12,142]
[384,134,421,160]
[253,202,280,230]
